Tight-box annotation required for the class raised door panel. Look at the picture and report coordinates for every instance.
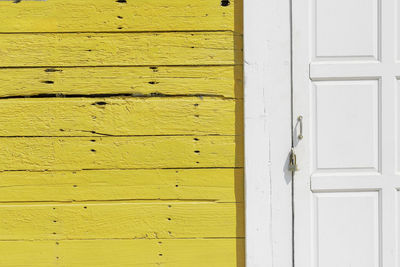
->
[314,192,380,267]
[312,80,379,172]
[313,0,379,60]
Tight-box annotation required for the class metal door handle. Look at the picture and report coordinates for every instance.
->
[298,116,303,140]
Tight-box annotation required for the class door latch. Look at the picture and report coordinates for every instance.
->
[288,148,298,172]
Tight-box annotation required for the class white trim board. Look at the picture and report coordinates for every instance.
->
[244,0,293,266]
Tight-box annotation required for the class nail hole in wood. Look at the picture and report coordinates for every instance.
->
[221,0,230,6]
[92,101,107,106]
[45,68,62,73]
[41,80,54,84]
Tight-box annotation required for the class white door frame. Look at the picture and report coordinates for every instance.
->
[244,0,293,266]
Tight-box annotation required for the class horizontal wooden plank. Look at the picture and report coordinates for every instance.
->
[0,32,242,67]
[0,98,242,136]
[0,66,242,98]
[0,0,238,32]
[0,203,244,240]
[0,169,243,203]
[0,136,243,171]
[0,239,244,266]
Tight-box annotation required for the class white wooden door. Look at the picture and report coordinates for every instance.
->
[293,0,398,266]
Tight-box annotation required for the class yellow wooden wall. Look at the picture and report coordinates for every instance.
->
[0,0,244,266]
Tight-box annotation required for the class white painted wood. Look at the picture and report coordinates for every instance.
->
[314,192,380,267]
[293,0,398,266]
[314,0,379,60]
[397,79,400,176]
[313,80,379,171]
[244,0,292,266]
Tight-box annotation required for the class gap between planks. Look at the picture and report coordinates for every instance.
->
[0,135,241,138]
[0,93,238,100]
[0,30,239,35]
[1,168,244,174]
[0,200,243,205]
[0,237,245,242]
[0,64,239,69]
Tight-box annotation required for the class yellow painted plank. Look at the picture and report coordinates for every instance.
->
[0,32,242,67]
[0,0,237,32]
[0,169,244,203]
[0,66,243,98]
[0,203,244,240]
[0,98,242,136]
[0,136,243,171]
[0,239,244,267]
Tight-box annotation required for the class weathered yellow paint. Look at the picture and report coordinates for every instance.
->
[0,0,237,32]
[0,98,242,136]
[0,32,242,67]
[0,136,243,171]
[0,169,243,203]
[0,66,243,98]
[0,0,244,264]
[0,202,244,240]
[0,239,244,266]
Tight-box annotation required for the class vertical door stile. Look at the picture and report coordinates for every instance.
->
[380,0,396,265]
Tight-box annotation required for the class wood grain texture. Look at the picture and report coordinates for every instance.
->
[0,169,243,203]
[0,66,242,98]
[0,202,244,240]
[0,98,242,136]
[0,136,243,171]
[0,0,237,32]
[0,32,242,67]
[0,0,245,265]
[0,239,244,266]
